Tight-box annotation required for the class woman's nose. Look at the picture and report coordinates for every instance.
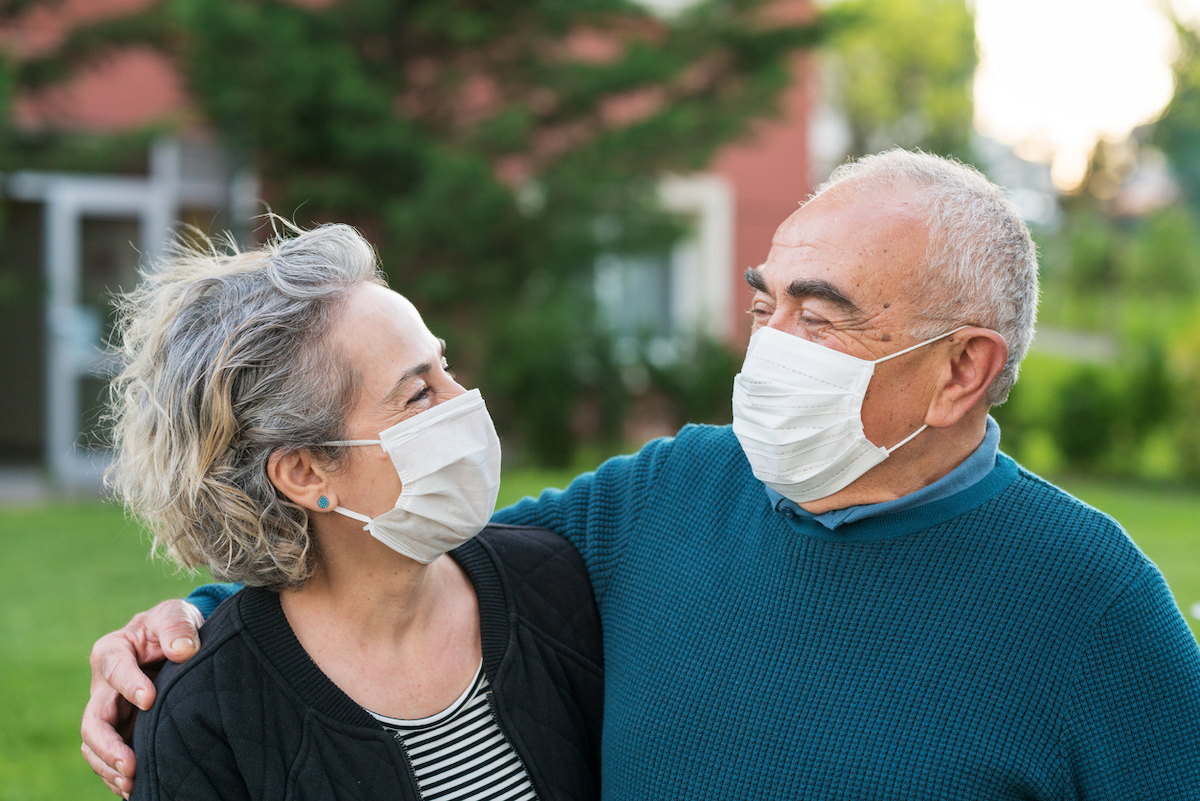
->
[434,374,469,405]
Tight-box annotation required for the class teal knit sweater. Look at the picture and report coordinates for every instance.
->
[492,424,1200,800]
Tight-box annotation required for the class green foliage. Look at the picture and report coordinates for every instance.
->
[1027,186,1200,485]
[997,332,1186,483]
[1126,205,1200,296]
[10,0,822,465]
[647,337,740,426]
[1024,13,1200,485]
[1050,365,1121,470]
[484,291,595,467]
[824,0,976,159]
[1061,207,1122,294]
[1153,15,1200,212]
[1037,200,1200,330]
[1123,337,1175,440]
[1174,314,1200,484]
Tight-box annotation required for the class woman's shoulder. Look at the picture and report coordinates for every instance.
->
[471,524,586,570]
[156,592,253,682]
[131,587,401,800]
[141,586,330,746]
[143,589,271,719]
[130,593,268,800]
[465,525,593,602]
[456,525,601,667]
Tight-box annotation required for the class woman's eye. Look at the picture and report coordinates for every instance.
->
[407,385,431,405]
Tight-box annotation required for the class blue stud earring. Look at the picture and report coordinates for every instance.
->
[318,496,329,510]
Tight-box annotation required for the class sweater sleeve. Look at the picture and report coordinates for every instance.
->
[1060,564,1200,800]
[491,435,675,591]
[184,583,242,620]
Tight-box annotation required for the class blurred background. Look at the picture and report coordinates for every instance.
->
[2,0,1200,797]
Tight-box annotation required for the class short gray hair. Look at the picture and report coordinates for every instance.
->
[812,149,1039,404]
[106,223,386,589]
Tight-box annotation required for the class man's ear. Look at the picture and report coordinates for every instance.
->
[267,449,335,512]
[926,328,1008,428]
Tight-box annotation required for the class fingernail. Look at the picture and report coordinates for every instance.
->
[171,637,196,652]
[134,688,146,709]
[115,760,125,776]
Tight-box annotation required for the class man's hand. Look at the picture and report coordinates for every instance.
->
[81,599,204,798]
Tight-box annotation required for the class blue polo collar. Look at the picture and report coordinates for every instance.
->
[764,416,1001,530]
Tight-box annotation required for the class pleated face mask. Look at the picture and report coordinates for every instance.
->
[732,325,965,504]
[320,388,502,563]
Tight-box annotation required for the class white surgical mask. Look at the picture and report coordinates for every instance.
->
[320,388,502,563]
[732,326,966,504]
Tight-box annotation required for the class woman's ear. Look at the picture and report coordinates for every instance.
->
[267,449,336,512]
[926,328,1008,428]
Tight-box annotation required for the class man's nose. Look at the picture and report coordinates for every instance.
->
[764,315,812,341]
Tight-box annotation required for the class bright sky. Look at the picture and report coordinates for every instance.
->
[973,0,1200,190]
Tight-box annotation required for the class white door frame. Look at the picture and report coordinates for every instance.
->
[6,139,254,487]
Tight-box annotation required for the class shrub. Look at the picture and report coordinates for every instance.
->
[1051,365,1122,471]
[1126,206,1200,297]
[1174,316,1200,485]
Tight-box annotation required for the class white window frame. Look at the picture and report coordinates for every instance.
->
[657,173,735,341]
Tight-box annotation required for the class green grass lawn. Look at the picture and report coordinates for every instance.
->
[2,470,1197,800]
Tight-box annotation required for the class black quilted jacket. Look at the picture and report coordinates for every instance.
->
[130,525,605,801]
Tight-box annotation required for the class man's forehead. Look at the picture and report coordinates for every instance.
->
[772,187,926,258]
[772,201,829,243]
[760,202,857,277]
[769,190,866,251]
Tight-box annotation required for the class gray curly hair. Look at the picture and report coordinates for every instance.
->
[812,149,1039,404]
[106,222,386,589]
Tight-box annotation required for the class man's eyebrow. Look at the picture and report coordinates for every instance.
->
[786,278,862,316]
[383,338,447,404]
[745,267,863,317]
[744,266,768,293]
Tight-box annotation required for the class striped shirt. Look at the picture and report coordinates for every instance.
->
[369,664,538,801]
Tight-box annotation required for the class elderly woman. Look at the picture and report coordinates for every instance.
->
[107,224,602,801]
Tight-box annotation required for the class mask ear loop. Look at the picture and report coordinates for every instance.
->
[874,325,970,453]
[871,325,969,365]
[885,424,928,454]
[330,506,372,530]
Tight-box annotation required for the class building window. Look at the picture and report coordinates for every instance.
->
[594,173,734,362]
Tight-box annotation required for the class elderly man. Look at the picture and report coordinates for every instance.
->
[84,150,1200,799]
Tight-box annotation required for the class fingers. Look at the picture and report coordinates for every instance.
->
[89,599,204,712]
[81,598,204,797]
[91,629,160,712]
[81,683,136,799]
[151,600,204,664]
[81,740,132,799]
